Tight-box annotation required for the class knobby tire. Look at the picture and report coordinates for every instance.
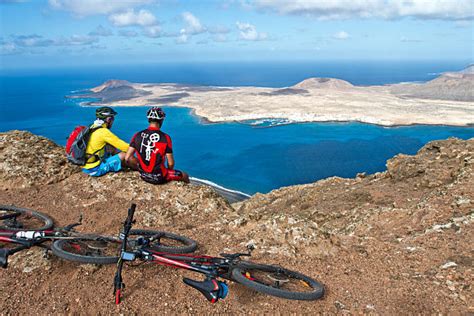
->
[0,205,53,231]
[231,261,324,301]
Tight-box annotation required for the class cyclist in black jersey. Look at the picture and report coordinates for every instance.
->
[125,107,189,184]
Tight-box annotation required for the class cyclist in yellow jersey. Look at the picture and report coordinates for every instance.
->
[82,107,138,176]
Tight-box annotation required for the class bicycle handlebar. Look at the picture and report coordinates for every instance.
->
[114,203,136,305]
[128,203,136,221]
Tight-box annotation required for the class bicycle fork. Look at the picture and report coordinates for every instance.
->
[113,258,125,305]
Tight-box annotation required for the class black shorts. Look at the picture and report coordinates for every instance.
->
[140,169,184,184]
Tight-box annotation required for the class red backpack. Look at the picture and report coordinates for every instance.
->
[65,126,100,165]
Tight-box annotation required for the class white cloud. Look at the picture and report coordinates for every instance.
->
[182,12,206,34]
[89,25,113,36]
[176,31,188,44]
[253,0,474,20]
[236,21,267,41]
[332,31,350,40]
[109,9,157,27]
[48,0,152,16]
[143,25,162,38]
[170,12,207,44]
[58,35,99,46]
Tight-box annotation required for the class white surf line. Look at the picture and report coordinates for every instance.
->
[190,177,251,198]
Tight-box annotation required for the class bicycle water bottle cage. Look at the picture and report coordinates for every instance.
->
[0,249,9,269]
[183,278,228,303]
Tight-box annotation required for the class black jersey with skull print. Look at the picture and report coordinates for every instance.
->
[129,126,173,175]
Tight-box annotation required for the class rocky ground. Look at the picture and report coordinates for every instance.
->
[1,130,473,314]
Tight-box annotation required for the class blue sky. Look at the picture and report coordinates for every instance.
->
[1,0,473,69]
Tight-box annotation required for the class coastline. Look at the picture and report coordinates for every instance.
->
[189,177,251,203]
[71,73,474,127]
[77,101,474,129]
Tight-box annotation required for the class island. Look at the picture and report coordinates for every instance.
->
[69,65,474,127]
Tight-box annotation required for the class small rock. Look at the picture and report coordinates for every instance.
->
[440,261,457,270]
[334,301,346,310]
[365,304,376,311]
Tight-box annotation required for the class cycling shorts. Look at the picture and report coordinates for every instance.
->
[82,154,122,177]
[140,169,184,184]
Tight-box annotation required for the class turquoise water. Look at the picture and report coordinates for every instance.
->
[1,63,473,194]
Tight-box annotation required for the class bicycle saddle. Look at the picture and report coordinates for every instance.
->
[183,277,228,303]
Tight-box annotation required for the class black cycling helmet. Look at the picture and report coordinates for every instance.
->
[96,106,117,119]
[147,107,166,120]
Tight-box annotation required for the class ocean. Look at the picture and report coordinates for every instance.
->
[1,61,473,194]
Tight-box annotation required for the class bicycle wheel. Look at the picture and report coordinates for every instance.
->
[52,230,197,264]
[51,237,121,264]
[0,205,53,231]
[231,262,324,300]
[130,229,197,254]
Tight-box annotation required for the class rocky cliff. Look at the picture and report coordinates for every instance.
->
[0,130,473,314]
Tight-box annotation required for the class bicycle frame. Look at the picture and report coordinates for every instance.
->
[141,250,230,276]
[0,217,114,269]
[114,204,236,304]
[0,229,55,268]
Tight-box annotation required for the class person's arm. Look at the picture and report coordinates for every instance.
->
[164,134,174,170]
[101,128,129,152]
[166,153,175,170]
[125,147,136,164]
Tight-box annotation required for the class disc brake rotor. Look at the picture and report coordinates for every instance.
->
[266,273,290,287]
[85,240,109,250]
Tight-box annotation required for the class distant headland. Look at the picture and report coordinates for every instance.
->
[69,65,474,127]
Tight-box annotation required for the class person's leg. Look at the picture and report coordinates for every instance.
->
[82,155,122,177]
[165,169,190,183]
[82,166,101,176]
[181,171,190,183]
[100,154,122,175]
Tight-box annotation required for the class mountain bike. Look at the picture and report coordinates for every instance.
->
[0,205,197,268]
[105,204,324,304]
[1,204,325,303]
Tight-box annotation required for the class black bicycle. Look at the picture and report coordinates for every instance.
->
[0,204,197,268]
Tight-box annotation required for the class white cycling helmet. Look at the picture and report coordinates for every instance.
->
[147,107,166,120]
